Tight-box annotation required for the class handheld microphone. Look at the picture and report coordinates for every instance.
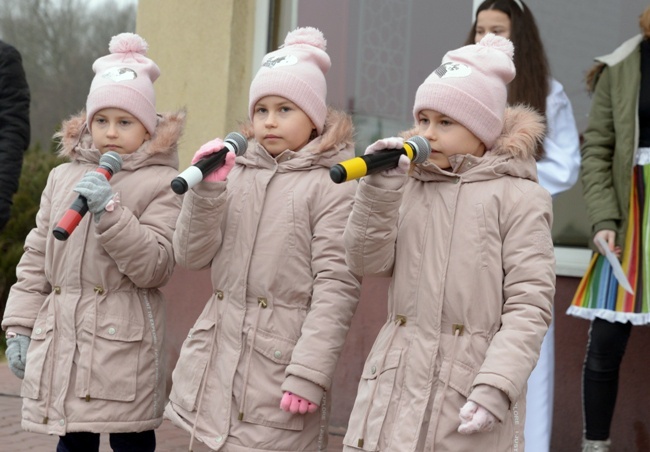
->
[171,132,248,195]
[53,151,123,241]
[329,136,431,184]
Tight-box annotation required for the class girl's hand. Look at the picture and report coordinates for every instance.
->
[594,229,621,258]
[192,138,236,182]
[458,400,497,434]
[280,391,319,414]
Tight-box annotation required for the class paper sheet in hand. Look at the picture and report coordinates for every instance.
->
[595,236,634,294]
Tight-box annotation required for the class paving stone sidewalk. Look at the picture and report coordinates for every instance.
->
[0,362,344,451]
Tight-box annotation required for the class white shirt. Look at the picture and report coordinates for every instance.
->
[536,78,581,196]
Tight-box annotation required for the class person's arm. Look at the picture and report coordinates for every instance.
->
[0,42,30,230]
[281,177,362,405]
[469,185,555,422]
[536,80,581,196]
[580,67,620,234]
[2,169,54,332]
[92,167,182,289]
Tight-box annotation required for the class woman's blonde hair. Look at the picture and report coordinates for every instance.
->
[640,6,650,37]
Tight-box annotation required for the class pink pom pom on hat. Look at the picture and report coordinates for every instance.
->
[249,27,331,135]
[412,33,516,149]
[86,33,160,135]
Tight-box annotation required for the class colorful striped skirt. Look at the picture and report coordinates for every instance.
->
[567,164,650,325]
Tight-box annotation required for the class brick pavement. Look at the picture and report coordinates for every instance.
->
[0,361,344,451]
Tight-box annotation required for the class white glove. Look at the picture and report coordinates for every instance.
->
[364,137,410,177]
[458,400,497,434]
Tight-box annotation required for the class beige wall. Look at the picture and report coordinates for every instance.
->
[136,0,256,167]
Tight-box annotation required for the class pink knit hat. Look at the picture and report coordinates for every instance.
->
[413,33,515,149]
[249,27,330,135]
[86,33,160,135]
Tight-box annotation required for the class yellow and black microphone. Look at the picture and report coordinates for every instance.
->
[329,136,431,184]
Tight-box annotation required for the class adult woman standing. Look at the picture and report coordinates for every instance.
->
[568,6,650,452]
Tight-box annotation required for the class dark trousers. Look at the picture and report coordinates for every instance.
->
[57,430,156,452]
[582,317,632,440]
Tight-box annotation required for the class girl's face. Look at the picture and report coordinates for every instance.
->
[91,108,150,155]
[252,95,316,156]
[416,109,486,170]
[475,9,511,42]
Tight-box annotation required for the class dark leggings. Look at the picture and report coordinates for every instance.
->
[582,317,632,441]
[57,430,156,452]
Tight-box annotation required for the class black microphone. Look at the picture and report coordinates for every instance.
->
[171,132,248,194]
[53,151,123,241]
[329,136,431,183]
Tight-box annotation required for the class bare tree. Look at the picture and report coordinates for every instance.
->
[0,0,136,150]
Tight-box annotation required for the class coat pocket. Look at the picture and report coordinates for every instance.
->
[75,313,144,402]
[239,328,304,431]
[21,316,55,400]
[169,318,216,412]
[343,348,402,451]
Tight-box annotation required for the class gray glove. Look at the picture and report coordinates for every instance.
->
[73,171,114,222]
[6,334,30,379]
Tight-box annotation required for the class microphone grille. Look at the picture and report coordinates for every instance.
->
[407,136,431,164]
[224,132,248,156]
[99,151,123,174]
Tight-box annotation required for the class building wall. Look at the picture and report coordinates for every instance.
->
[137,0,256,168]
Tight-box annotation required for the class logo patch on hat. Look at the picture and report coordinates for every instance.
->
[434,62,472,79]
[262,55,298,69]
[101,67,138,82]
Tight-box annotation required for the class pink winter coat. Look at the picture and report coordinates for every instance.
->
[165,109,361,452]
[342,106,555,452]
[1,111,185,435]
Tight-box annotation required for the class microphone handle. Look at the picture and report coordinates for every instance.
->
[330,150,404,184]
[170,148,229,195]
[52,196,90,241]
[194,148,228,175]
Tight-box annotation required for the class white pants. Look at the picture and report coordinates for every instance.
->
[524,312,555,452]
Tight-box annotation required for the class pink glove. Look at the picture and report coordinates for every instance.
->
[191,138,236,182]
[458,401,497,434]
[280,391,319,415]
[364,137,410,176]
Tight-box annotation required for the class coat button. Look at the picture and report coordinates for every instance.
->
[216,290,224,300]
[371,365,377,375]
[59,419,65,426]
[108,327,116,335]
[274,350,282,359]
[35,328,42,334]
[215,435,223,442]
[53,286,61,294]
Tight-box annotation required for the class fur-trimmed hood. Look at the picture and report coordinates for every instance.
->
[237,107,355,171]
[403,104,545,183]
[53,110,186,171]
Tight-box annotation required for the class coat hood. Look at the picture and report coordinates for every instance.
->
[237,107,355,171]
[53,110,186,171]
[403,104,544,184]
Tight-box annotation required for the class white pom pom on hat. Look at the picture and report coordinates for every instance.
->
[86,32,161,135]
[413,33,516,149]
[249,27,331,135]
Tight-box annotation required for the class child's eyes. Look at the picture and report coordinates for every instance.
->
[418,118,429,125]
[119,120,132,126]
[280,106,292,113]
[94,118,106,124]
[255,107,267,114]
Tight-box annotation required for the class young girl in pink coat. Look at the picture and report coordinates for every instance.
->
[342,34,555,452]
[2,33,184,452]
[165,27,361,452]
